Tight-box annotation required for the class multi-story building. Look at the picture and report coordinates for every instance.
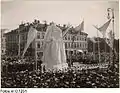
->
[35,27,88,59]
[5,24,33,56]
[5,21,88,59]
[63,30,88,58]
[5,29,19,56]
[1,29,7,55]
[5,21,47,57]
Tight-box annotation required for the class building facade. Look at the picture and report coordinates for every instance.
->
[5,24,32,56]
[35,29,88,59]
[1,29,7,55]
[5,22,88,59]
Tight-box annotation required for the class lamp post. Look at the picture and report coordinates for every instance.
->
[107,8,115,66]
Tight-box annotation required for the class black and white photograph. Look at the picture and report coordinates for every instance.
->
[1,0,119,89]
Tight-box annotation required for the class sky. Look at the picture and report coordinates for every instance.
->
[1,0,119,38]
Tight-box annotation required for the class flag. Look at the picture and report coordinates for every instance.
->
[75,20,84,32]
[71,20,84,41]
[62,25,72,37]
[22,27,37,58]
[90,37,96,43]
[108,30,114,40]
[106,39,111,48]
[106,30,114,49]
[108,31,117,55]
[93,19,111,37]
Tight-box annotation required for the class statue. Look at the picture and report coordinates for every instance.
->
[42,23,68,70]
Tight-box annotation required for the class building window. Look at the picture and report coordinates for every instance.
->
[68,35,70,40]
[2,50,4,53]
[65,43,67,48]
[79,36,81,41]
[80,37,82,41]
[42,41,44,46]
[65,35,67,40]
[68,43,70,48]
[25,33,27,40]
[81,42,83,48]
[9,36,11,41]
[42,32,45,39]
[70,43,71,48]
[22,34,25,40]
[85,43,86,48]
[65,42,67,48]
[77,36,79,40]
[1,39,3,42]
[82,37,84,41]
[69,35,71,40]
[85,43,87,48]
[83,36,85,41]
[75,36,77,41]
[37,43,40,48]
[79,43,81,47]
[72,43,74,48]
[71,43,72,48]
[67,42,69,48]
[37,34,40,39]
[77,43,79,48]
[75,43,77,48]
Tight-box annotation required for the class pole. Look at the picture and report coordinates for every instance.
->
[70,35,74,67]
[112,9,115,66]
[109,39,112,64]
[93,40,95,60]
[107,8,115,66]
[18,29,21,58]
[35,36,37,71]
[97,27,101,63]
[104,36,107,63]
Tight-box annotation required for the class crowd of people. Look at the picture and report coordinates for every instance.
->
[1,52,116,73]
[1,62,119,88]
[1,54,119,88]
[68,52,116,65]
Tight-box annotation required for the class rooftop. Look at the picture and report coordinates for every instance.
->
[5,20,88,36]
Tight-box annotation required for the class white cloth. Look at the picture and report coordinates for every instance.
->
[42,24,67,70]
[22,27,37,57]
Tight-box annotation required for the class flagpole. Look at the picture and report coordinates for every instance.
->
[96,26,101,63]
[93,39,95,60]
[70,35,74,67]
[112,9,115,66]
[34,31,37,71]
[104,35,107,63]
[18,29,21,58]
[107,8,115,66]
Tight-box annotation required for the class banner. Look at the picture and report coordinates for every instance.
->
[72,20,84,41]
[75,20,84,32]
[22,27,37,58]
[107,30,114,49]
[93,19,111,37]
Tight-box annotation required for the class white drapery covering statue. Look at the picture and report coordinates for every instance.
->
[42,23,68,70]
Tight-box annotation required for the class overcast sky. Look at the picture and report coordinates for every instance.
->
[1,0,119,38]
